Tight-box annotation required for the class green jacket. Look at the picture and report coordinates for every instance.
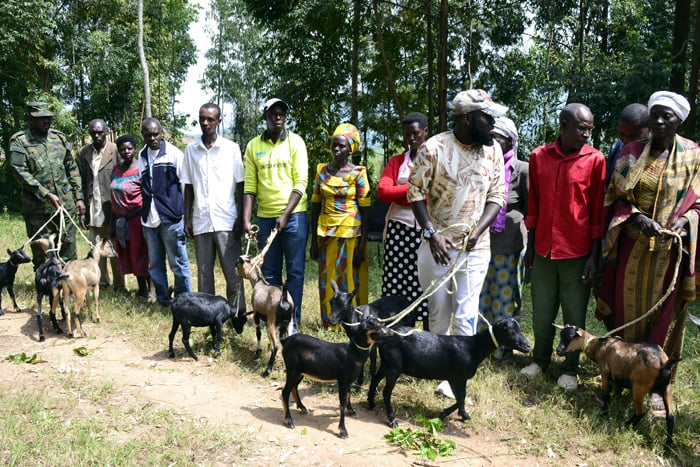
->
[10,128,83,216]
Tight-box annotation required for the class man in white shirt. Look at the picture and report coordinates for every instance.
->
[139,117,192,306]
[76,119,124,290]
[182,103,245,308]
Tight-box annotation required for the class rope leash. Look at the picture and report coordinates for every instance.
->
[601,229,683,338]
[21,205,94,264]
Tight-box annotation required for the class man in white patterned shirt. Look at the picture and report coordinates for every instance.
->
[408,89,507,397]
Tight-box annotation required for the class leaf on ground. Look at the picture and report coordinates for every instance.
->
[73,346,91,357]
[6,352,45,364]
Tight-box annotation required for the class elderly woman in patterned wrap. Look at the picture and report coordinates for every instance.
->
[477,117,528,359]
[310,123,371,329]
[597,91,700,392]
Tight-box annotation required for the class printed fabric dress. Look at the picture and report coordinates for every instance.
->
[110,163,149,277]
[311,163,371,327]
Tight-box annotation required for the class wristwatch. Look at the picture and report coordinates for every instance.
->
[423,228,436,240]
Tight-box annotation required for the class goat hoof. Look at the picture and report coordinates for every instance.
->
[254,349,262,358]
[214,351,221,358]
[39,335,46,342]
[339,429,348,439]
[347,408,356,416]
[286,419,295,429]
[262,370,271,378]
[388,419,399,428]
[168,352,175,359]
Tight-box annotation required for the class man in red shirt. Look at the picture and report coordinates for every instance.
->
[520,103,606,391]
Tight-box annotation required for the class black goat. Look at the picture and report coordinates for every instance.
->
[0,248,32,315]
[281,309,393,438]
[555,324,680,446]
[329,280,412,385]
[168,292,249,360]
[368,318,532,427]
[32,234,66,341]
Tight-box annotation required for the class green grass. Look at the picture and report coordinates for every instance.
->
[0,211,699,464]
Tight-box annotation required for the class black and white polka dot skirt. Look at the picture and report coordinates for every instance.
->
[381,219,429,323]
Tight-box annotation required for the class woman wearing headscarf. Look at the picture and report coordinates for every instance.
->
[377,112,430,329]
[310,123,371,329]
[597,91,700,401]
[110,134,153,300]
[477,117,528,359]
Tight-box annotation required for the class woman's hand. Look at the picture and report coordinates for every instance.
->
[309,237,318,261]
[633,213,663,237]
[352,239,366,268]
[669,216,689,234]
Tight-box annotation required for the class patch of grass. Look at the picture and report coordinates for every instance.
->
[1,212,699,463]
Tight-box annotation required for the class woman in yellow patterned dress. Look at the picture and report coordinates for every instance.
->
[310,123,371,329]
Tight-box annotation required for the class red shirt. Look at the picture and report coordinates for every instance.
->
[525,139,606,259]
[377,151,410,206]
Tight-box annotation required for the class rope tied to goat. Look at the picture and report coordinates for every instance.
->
[21,204,94,264]
[600,228,683,339]
[346,220,501,346]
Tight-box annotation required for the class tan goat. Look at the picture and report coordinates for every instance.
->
[236,255,294,376]
[57,235,116,337]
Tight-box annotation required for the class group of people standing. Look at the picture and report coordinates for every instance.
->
[8,89,698,408]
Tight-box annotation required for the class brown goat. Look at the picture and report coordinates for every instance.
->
[56,235,116,338]
[555,324,680,446]
[236,255,294,376]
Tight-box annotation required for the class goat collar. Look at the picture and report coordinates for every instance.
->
[351,339,372,351]
[487,324,499,348]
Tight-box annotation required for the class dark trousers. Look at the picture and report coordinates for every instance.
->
[531,254,591,375]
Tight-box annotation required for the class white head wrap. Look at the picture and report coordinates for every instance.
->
[492,116,519,154]
[647,91,690,122]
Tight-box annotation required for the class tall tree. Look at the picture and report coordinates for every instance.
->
[139,0,152,118]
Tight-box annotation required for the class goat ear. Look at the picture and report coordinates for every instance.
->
[552,323,565,330]
[7,249,11,256]
[350,288,358,298]
[575,328,584,337]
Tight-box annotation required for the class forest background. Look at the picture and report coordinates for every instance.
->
[1,0,699,210]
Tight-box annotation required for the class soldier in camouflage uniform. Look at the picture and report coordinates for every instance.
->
[10,101,86,269]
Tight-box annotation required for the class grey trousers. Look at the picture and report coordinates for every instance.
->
[193,230,245,309]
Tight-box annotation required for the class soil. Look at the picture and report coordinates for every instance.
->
[0,308,554,466]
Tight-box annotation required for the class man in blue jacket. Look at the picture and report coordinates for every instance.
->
[139,117,192,306]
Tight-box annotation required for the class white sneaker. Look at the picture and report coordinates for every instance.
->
[520,363,542,377]
[436,380,455,399]
[557,374,578,391]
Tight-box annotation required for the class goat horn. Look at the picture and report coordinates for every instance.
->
[552,323,565,329]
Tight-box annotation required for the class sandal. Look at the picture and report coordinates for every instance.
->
[649,393,666,417]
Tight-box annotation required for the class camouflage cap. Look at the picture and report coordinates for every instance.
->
[27,101,54,118]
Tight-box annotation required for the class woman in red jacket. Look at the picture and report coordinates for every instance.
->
[377,112,429,328]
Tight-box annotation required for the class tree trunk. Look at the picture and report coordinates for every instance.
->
[683,1,700,135]
[372,0,404,120]
[351,0,360,125]
[426,0,434,134]
[138,0,152,119]
[671,0,691,93]
[437,0,448,131]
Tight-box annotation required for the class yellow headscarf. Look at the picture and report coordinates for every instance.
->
[332,123,361,154]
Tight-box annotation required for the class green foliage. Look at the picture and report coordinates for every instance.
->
[5,352,43,364]
[384,415,457,461]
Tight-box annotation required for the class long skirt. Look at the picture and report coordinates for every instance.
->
[115,216,149,277]
[381,220,429,324]
[318,236,368,328]
[597,230,687,363]
[478,250,525,329]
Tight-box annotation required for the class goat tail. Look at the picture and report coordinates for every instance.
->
[50,274,70,289]
[656,355,682,388]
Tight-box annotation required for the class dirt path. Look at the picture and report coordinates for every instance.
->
[0,309,550,466]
